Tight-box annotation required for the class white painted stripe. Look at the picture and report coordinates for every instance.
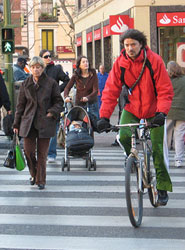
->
[0,197,184,208]
[0,185,184,194]
[0,185,124,192]
[1,166,185,173]
[0,235,184,250]
[0,174,184,182]
[0,214,185,228]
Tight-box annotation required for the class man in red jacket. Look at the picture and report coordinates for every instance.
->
[97,29,174,206]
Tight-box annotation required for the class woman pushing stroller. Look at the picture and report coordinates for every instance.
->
[64,55,99,125]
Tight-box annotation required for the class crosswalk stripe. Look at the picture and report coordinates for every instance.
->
[0,235,184,250]
[0,174,184,182]
[0,197,184,208]
[0,185,184,193]
[0,214,185,228]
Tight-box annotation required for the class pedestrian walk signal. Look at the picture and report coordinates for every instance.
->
[1,28,14,54]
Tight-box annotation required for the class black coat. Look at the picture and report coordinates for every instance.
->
[0,73,11,111]
[45,63,70,93]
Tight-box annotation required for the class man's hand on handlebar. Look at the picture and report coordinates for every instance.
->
[151,112,166,127]
[97,117,111,133]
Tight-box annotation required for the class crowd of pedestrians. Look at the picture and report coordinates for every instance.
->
[0,28,184,195]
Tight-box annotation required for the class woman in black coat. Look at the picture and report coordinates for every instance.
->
[13,56,63,190]
[39,50,70,162]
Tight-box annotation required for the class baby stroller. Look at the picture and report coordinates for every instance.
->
[61,105,96,171]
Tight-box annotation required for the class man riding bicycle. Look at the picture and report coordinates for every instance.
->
[97,29,174,206]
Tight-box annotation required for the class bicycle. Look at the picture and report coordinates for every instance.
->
[110,120,159,227]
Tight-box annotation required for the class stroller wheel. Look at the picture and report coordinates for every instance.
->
[92,159,96,171]
[85,159,89,168]
[85,159,91,171]
[61,157,65,171]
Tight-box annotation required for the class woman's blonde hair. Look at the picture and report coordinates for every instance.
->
[167,61,184,78]
[29,56,45,68]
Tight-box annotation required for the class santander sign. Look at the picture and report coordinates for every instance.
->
[157,12,185,26]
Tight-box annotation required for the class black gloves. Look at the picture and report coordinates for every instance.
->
[97,118,111,132]
[152,112,166,127]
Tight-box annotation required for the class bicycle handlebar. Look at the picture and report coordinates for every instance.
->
[100,122,159,133]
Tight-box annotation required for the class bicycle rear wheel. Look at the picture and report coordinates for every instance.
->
[146,152,158,207]
[125,156,143,227]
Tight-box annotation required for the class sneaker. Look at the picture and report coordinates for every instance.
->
[157,190,169,206]
[47,157,56,163]
[175,160,182,168]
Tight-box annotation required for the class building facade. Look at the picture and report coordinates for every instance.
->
[74,0,185,72]
[33,0,75,75]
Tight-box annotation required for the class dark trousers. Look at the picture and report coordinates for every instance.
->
[24,127,50,185]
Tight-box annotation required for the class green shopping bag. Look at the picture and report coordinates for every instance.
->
[15,134,26,171]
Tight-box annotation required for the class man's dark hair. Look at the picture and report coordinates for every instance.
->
[120,29,147,48]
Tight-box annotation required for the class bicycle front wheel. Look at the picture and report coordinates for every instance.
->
[125,156,143,227]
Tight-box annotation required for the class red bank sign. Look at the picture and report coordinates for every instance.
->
[157,12,185,27]
[86,32,92,43]
[109,15,134,35]
[94,29,101,41]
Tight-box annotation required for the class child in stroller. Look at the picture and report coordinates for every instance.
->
[61,105,96,171]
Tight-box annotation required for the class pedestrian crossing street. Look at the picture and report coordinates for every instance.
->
[0,147,185,250]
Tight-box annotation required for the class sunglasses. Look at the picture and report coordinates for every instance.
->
[43,55,51,59]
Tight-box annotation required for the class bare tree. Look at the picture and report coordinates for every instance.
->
[58,0,75,52]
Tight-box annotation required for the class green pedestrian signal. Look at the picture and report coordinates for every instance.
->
[2,41,14,53]
[1,28,14,54]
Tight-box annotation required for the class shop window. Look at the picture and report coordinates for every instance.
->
[87,43,93,67]
[42,30,54,55]
[104,37,112,72]
[159,26,185,67]
[95,40,101,70]
[77,46,82,57]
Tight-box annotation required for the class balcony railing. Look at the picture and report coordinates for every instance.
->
[38,12,58,22]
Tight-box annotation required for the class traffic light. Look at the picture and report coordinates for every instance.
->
[20,14,27,26]
[53,7,60,17]
[1,28,14,54]
[24,14,27,25]
[57,8,60,16]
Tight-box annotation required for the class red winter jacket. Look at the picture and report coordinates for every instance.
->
[100,46,174,119]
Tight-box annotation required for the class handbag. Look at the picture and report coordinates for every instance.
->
[3,149,16,169]
[15,134,26,171]
[3,134,16,169]
[57,126,65,148]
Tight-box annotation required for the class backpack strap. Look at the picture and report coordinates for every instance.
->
[145,58,157,96]
[120,57,157,96]
[120,67,126,85]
